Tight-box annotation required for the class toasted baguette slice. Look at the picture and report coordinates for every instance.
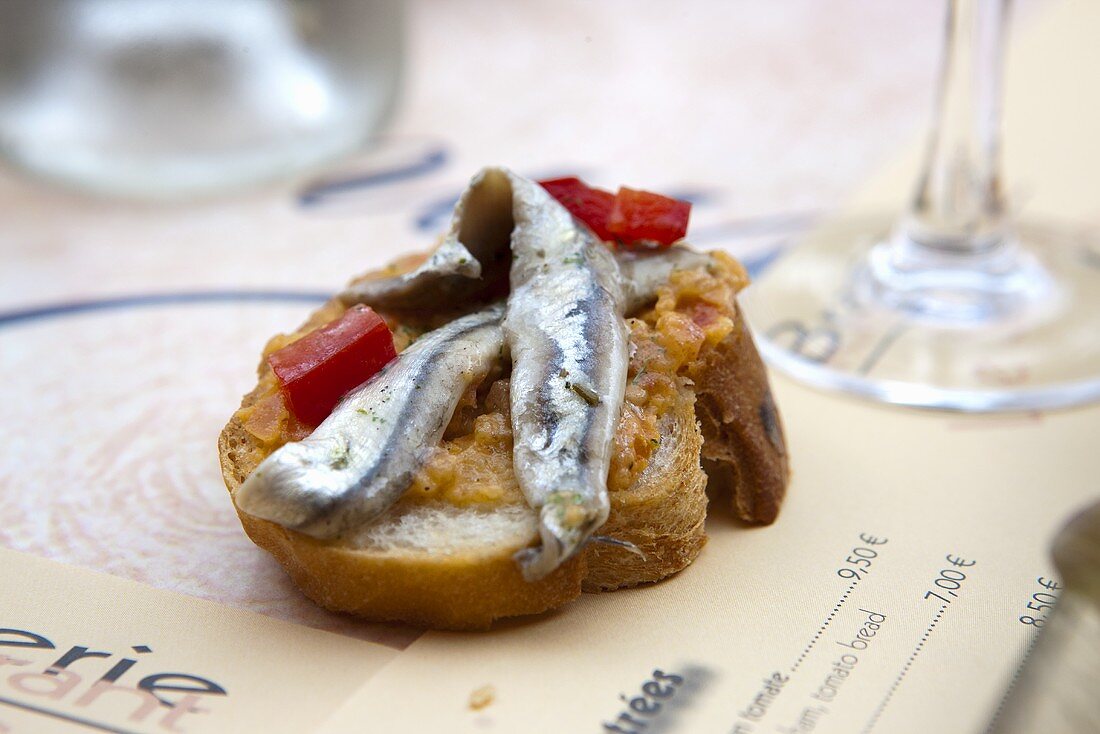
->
[218,254,787,630]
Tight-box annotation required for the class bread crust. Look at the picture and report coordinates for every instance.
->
[228,498,588,630]
[694,303,789,524]
[218,335,707,629]
[581,384,707,592]
[218,260,787,630]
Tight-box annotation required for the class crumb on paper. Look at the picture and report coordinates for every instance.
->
[469,684,495,710]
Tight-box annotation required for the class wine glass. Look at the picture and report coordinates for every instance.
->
[742,0,1100,411]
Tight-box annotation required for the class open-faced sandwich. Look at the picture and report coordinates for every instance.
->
[219,168,789,630]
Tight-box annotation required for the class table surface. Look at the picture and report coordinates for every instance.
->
[0,0,964,640]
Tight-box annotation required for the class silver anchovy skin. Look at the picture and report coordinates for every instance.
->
[345,221,708,316]
[617,246,711,313]
[502,171,630,581]
[235,303,505,539]
[339,169,515,310]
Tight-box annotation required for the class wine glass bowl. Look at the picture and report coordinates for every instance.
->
[744,0,1100,412]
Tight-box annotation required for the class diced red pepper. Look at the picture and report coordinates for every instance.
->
[268,305,396,426]
[540,176,693,249]
[607,187,691,249]
[538,177,616,242]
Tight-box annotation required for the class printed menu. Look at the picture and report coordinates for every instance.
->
[316,377,1095,734]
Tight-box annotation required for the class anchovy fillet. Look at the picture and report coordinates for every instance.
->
[503,171,630,581]
[345,212,708,316]
[617,246,711,313]
[339,169,515,310]
[339,238,482,310]
[235,303,505,539]
[241,166,711,575]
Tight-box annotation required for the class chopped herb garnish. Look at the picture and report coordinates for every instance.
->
[328,441,351,470]
[567,381,600,406]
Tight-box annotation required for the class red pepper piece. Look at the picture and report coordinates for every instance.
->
[607,187,691,248]
[538,177,616,242]
[268,305,396,426]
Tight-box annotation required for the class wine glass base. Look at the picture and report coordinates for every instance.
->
[741,214,1100,412]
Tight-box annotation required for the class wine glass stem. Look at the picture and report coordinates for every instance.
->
[905,0,1011,254]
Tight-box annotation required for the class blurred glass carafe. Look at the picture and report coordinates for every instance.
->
[0,0,403,198]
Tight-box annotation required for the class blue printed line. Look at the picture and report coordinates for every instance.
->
[0,291,329,329]
[0,209,813,329]
[298,147,448,207]
[742,245,787,278]
[413,193,462,232]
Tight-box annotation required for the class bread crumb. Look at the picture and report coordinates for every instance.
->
[468,684,495,710]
